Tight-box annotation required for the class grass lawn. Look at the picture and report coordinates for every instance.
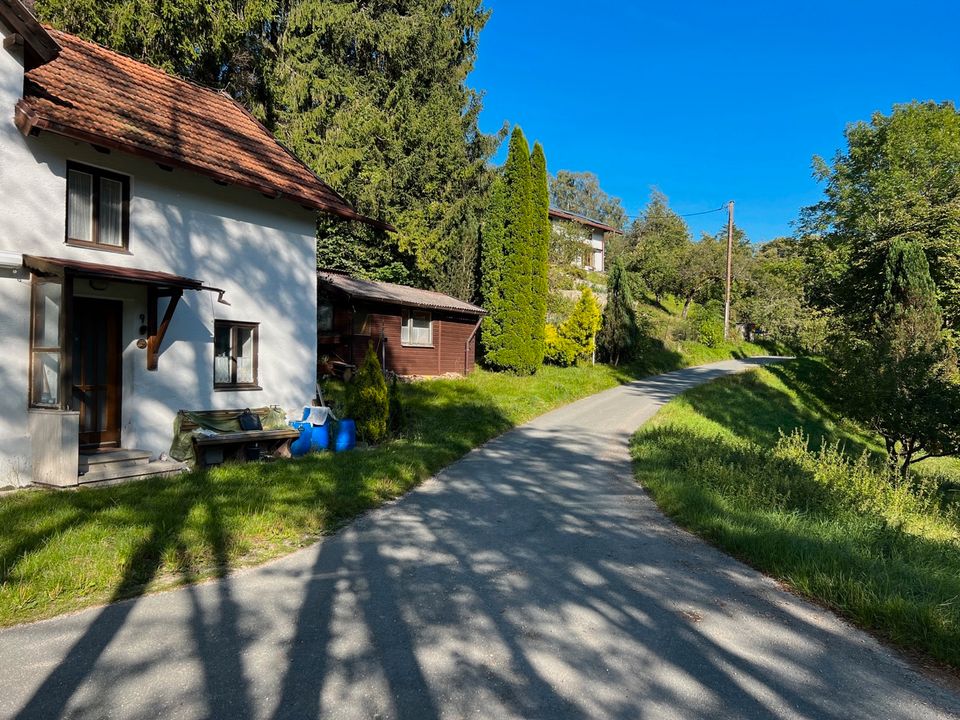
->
[0,339,772,627]
[631,358,960,669]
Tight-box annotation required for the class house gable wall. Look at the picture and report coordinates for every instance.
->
[0,24,318,484]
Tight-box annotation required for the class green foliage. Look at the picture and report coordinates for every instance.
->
[480,127,547,374]
[544,287,602,366]
[633,361,960,668]
[800,101,960,330]
[627,189,690,300]
[35,0,279,120]
[832,240,960,479]
[274,0,500,296]
[739,237,826,352]
[529,143,551,368]
[348,343,389,444]
[549,170,627,230]
[544,324,579,366]
[598,258,640,365]
[689,302,724,348]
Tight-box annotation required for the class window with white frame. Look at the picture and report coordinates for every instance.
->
[66,162,130,250]
[214,321,259,389]
[401,309,432,347]
[29,278,64,407]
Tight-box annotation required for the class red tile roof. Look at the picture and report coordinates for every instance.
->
[548,207,622,234]
[12,25,390,228]
[319,271,485,316]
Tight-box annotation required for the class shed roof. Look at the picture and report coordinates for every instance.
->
[548,207,622,234]
[319,272,485,316]
[2,1,389,228]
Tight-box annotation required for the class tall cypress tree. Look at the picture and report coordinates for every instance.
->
[529,142,550,369]
[481,127,539,373]
[480,175,507,362]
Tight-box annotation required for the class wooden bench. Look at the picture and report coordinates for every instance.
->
[178,407,300,468]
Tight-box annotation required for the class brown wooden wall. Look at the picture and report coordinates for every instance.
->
[319,300,480,376]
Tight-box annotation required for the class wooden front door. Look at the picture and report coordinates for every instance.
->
[72,298,123,448]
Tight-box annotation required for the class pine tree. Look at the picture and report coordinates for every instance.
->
[529,142,550,369]
[598,258,640,365]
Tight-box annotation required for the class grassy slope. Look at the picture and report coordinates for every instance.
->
[631,358,960,668]
[0,340,770,627]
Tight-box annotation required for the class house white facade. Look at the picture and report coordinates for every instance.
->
[548,207,620,273]
[0,4,378,487]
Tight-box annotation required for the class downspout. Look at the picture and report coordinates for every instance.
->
[465,316,482,374]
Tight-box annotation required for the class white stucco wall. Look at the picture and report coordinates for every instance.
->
[0,25,319,485]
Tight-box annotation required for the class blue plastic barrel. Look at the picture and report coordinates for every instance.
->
[289,422,312,458]
[334,419,356,452]
[310,422,331,452]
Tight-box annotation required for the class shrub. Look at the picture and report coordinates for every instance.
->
[544,324,579,366]
[544,288,602,366]
[690,303,724,347]
[348,343,389,444]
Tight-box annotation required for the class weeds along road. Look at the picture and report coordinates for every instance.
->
[2,357,959,720]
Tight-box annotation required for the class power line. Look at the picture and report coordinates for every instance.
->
[622,204,727,221]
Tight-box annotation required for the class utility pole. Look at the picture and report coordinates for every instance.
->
[723,200,735,339]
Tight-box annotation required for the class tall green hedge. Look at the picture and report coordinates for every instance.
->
[480,126,549,374]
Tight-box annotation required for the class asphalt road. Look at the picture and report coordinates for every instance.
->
[2,357,959,719]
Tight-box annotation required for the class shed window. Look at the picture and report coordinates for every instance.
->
[401,310,432,347]
[66,162,130,250]
[318,302,334,333]
[214,321,259,389]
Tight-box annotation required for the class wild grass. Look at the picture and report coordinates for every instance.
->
[0,341,770,627]
[631,358,960,668]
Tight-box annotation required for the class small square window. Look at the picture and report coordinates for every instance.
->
[214,321,260,390]
[401,310,432,347]
[66,162,130,251]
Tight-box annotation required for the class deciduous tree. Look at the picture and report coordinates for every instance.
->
[800,101,960,330]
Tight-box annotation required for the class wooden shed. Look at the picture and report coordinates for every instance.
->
[318,271,485,377]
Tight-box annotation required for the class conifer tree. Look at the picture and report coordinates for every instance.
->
[481,127,541,373]
[599,258,640,365]
[480,175,507,361]
[834,240,960,479]
[529,142,551,368]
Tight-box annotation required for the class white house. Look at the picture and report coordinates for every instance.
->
[0,0,384,487]
[548,207,621,273]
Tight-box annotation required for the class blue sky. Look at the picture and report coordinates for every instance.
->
[468,1,960,242]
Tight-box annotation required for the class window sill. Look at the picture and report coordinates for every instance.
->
[214,385,263,392]
[400,344,434,349]
[66,240,131,255]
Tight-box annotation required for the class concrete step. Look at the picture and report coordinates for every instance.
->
[79,449,151,472]
[79,459,187,486]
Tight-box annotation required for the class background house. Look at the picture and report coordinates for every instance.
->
[318,272,484,377]
[0,2,380,487]
[548,207,622,272]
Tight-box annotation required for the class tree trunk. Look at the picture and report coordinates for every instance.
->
[681,296,693,319]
